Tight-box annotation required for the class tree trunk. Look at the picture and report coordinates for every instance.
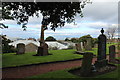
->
[40,25,45,46]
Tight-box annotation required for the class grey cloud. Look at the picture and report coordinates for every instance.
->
[75,2,118,24]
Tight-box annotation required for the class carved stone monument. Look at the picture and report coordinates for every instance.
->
[95,28,108,68]
[80,52,93,77]
[16,43,25,54]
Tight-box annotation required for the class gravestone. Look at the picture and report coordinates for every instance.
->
[16,43,25,54]
[95,28,108,68]
[85,38,92,50]
[37,42,48,56]
[109,45,116,62]
[75,43,82,51]
[80,52,93,77]
[25,43,38,53]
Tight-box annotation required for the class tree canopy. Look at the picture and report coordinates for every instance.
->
[45,36,56,41]
[2,1,90,31]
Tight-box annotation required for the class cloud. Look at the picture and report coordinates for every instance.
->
[75,1,118,24]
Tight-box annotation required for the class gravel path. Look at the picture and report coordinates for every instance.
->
[2,53,120,79]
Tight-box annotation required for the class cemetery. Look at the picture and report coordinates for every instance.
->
[2,28,120,79]
[1,1,120,79]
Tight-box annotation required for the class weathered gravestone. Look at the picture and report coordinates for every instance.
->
[16,43,25,54]
[37,42,48,56]
[75,43,82,51]
[85,38,92,51]
[95,28,108,68]
[109,45,116,62]
[25,43,38,53]
[80,52,93,77]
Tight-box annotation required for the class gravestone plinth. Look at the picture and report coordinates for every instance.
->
[85,38,92,51]
[16,43,25,54]
[75,43,82,51]
[95,28,108,68]
[36,42,48,56]
[80,52,93,77]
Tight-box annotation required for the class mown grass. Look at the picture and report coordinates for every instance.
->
[2,49,83,68]
[27,64,120,79]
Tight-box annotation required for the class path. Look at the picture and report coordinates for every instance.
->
[2,54,120,79]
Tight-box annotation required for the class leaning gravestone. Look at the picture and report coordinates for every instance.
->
[95,28,108,68]
[75,43,82,51]
[37,43,48,56]
[80,52,93,77]
[109,45,116,62]
[16,43,25,54]
[85,38,92,51]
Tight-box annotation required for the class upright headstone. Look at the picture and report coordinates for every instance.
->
[25,43,38,53]
[80,52,93,77]
[85,38,92,51]
[95,28,108,68]
[37,43,48,56]
[75,43,82,51]
[16,43,25,54]
[109,45,116,62]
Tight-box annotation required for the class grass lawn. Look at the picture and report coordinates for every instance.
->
[2,43,117,68]
[3,49,83,68]
[27,64,120,79]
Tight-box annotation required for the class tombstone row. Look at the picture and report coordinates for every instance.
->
[16,43,49,56]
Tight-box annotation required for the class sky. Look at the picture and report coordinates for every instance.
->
[0,0,119,40]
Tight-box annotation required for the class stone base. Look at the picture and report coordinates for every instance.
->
[94,59,108,68]
[109,59,120,64]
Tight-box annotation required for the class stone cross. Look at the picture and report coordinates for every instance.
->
[16,43,25,54]
[95,28,108,68]
[109,45,116,62]
[80,52,93,77]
